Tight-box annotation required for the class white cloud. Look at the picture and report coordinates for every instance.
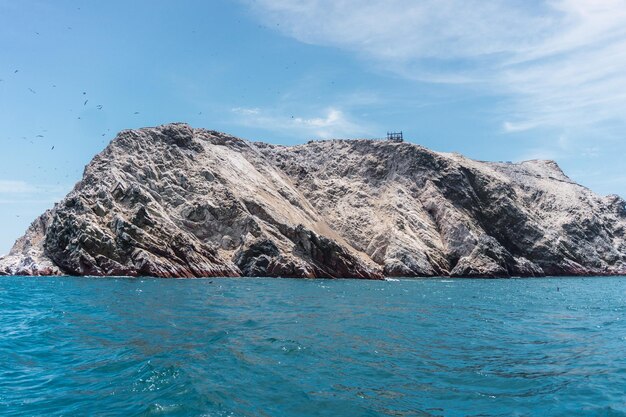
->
[503,121,539,133]
[247,0,547,61]
[0,180,70,207]
[232,107,261,116]
[245,0,626,131]
[0,180,37,194]
[231,106,373,139]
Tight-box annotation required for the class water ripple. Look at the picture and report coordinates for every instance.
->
[1,276,625,416]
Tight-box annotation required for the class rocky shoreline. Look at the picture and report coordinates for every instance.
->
[1,123,625,278]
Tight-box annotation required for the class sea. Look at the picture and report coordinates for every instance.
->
[1,276,625,417]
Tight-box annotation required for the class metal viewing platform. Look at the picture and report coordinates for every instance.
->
[387,131,403,142]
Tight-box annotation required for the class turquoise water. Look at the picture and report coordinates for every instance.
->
[1,277,625,417]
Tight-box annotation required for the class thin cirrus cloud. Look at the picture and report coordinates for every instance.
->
[0,180,68,203]
[231,106,373,139]
[245,0,626,132]
[0,180,37,194]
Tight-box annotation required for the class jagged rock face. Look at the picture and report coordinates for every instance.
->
[1,123,625,278]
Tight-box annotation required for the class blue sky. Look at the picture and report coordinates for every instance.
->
[1,0,626,254]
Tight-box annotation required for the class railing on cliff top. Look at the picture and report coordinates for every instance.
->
[306,132,405,144]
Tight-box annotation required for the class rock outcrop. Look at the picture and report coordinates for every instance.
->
[1,123,625,278]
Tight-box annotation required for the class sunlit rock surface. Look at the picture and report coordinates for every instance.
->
[1,123,625,278]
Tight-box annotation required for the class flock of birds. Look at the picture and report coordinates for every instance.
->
[2,70,146,149]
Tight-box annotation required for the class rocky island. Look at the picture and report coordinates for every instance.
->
[1,123,625,278]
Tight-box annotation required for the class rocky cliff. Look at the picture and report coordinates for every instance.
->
[1,123,625,278]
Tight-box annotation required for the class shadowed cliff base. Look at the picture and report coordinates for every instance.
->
[1,123,625,278]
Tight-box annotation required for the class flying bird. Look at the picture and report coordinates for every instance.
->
[28,88,36,94]
[84,100,88,106]
[51,146,55,150]
[134,111,140,114]
[96,104,103,110]
[14,69,18,73]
